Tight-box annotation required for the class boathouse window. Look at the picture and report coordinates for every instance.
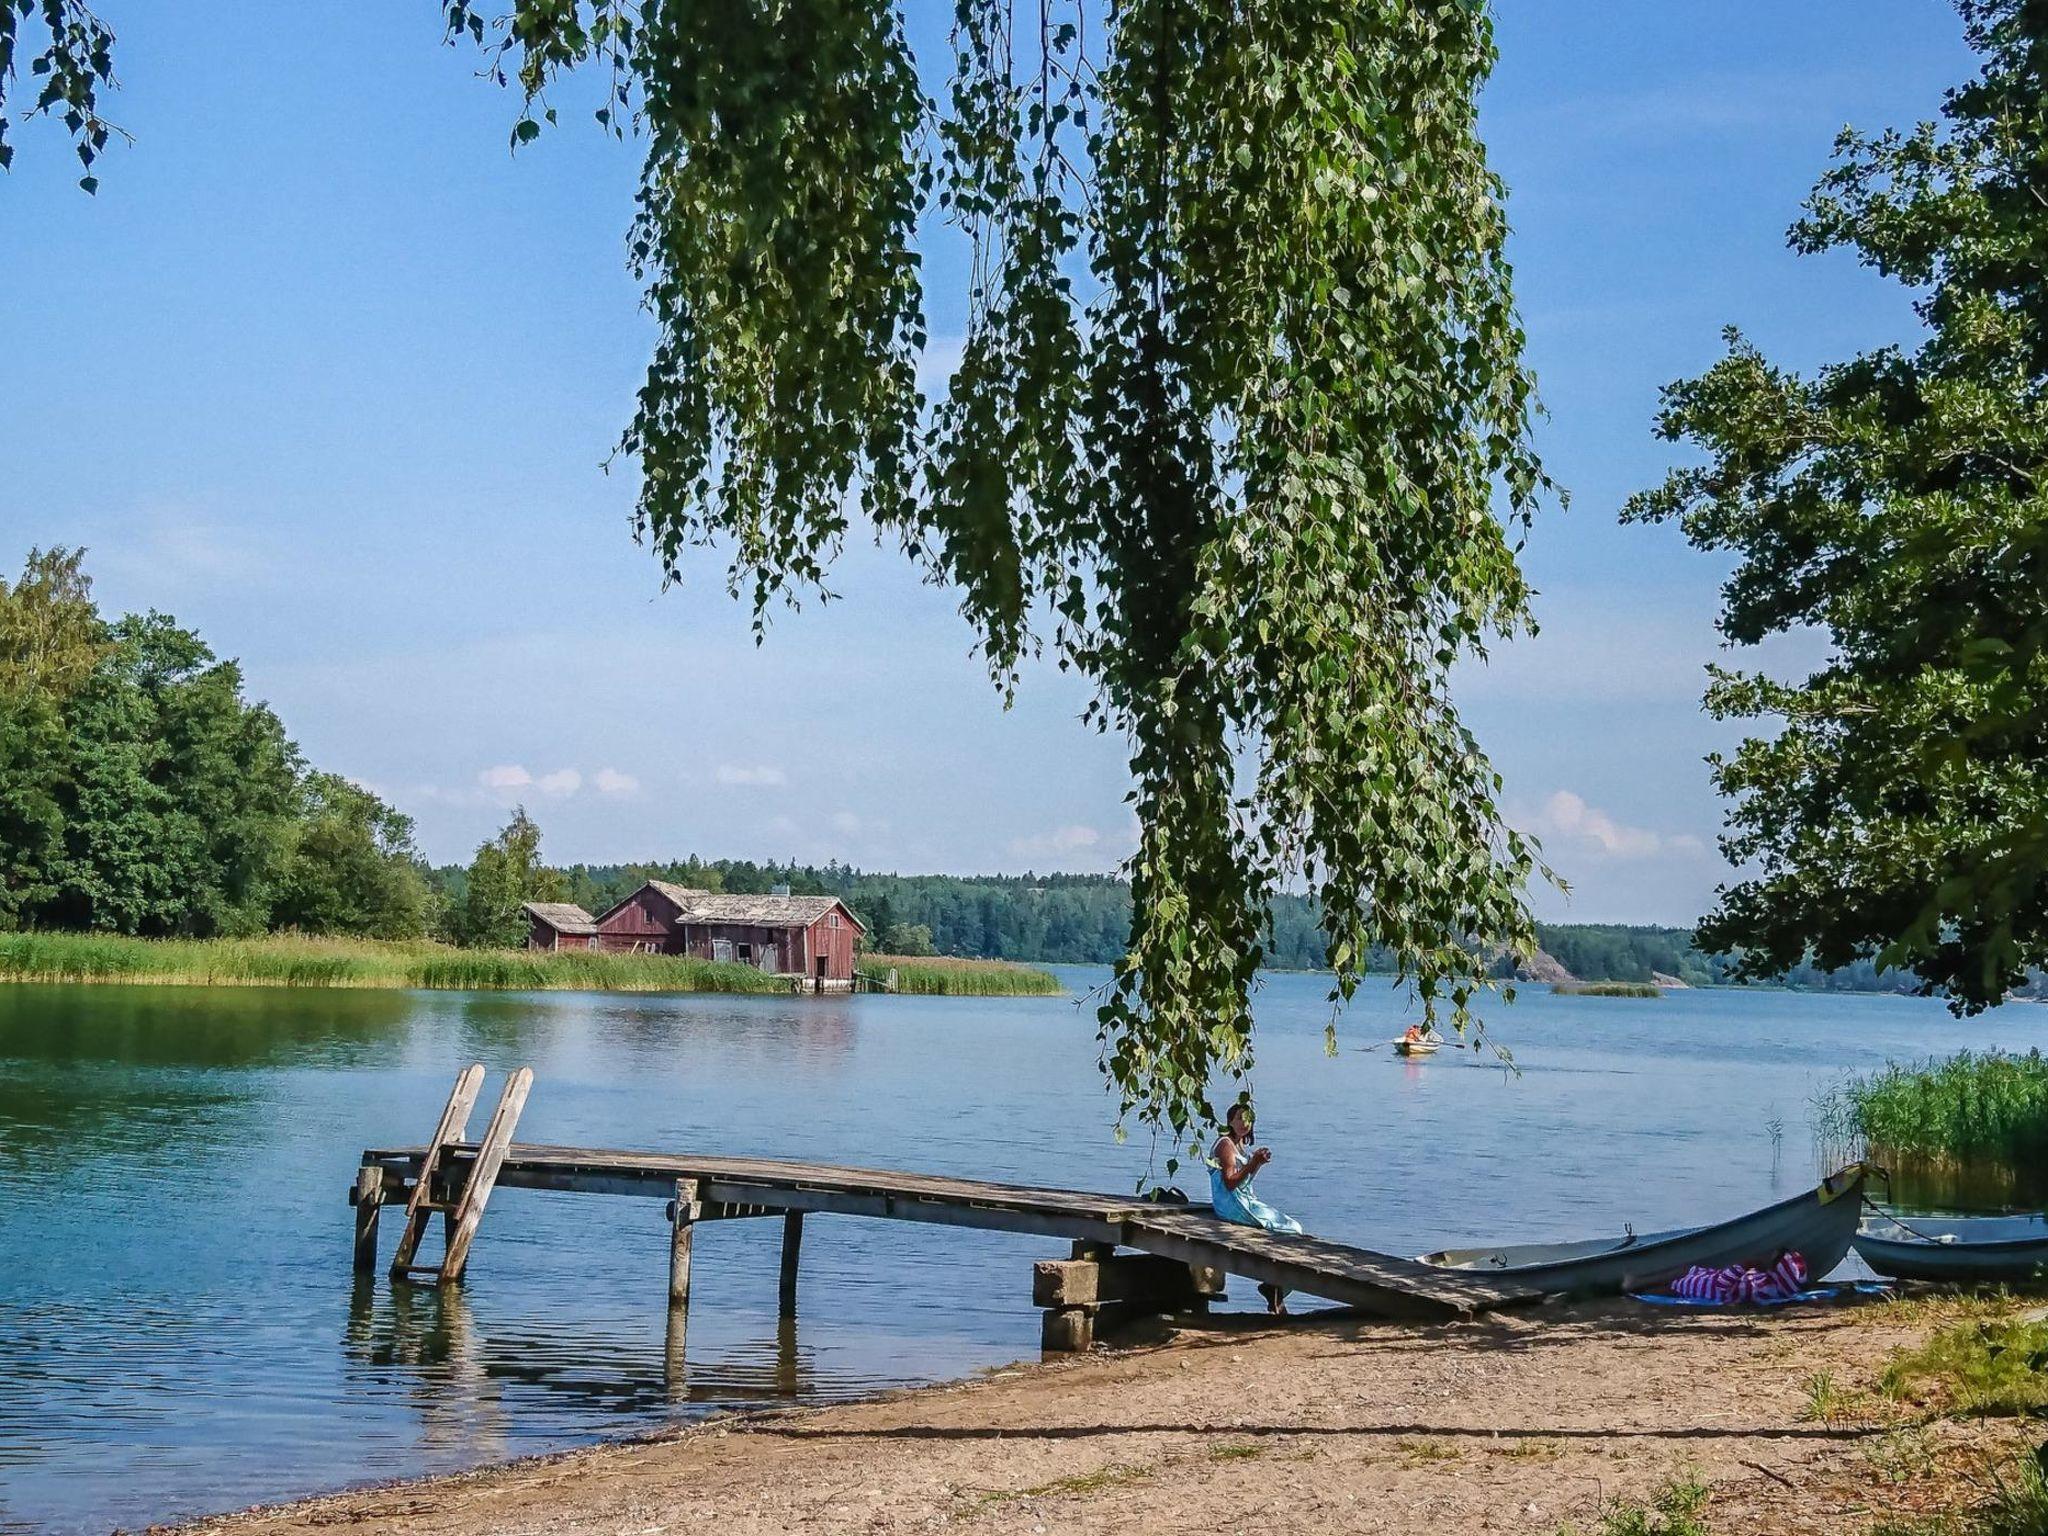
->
[738,943,753,963]
[828,912,842,928]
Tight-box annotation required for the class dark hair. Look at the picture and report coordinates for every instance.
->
[1227,1103,1252,1128]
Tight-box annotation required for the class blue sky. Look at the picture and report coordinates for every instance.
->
[0,3,1971,923]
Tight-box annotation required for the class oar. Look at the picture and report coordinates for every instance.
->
[1357,1037,1470,1052]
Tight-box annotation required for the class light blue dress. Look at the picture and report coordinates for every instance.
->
[1209,1138,1304,1234]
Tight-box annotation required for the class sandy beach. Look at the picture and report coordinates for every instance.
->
[169,1295,2034,1536]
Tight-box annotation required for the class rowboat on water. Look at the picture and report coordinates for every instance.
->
[1853,1211,2048,1284]
[1393,1038,1443,1058]
[1417,1164,1868,1298]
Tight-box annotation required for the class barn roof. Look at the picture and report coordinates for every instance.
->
[639,880,863,931]
[523,901,597,935]
[646,881,714,911]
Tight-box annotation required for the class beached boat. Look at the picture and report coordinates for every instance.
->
[1853,1211,2048,1284]
[1393,1038,1442,1058]
[1418,1164,1868,1297]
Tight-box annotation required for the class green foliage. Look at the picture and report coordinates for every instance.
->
[272,773,432,941]
[0,929,790,993]
[0,2,120,187]
[1557,1474,1712,1536]
[1821,1049,2048,1167]
[1552,981,1662,998]
[44,612,301,937]
[1626,1,2048,1012]
[0,548,431,945]
[446,807,560,950]
[1534,923,1714,986]
[1870,1452,2048,1536]
[442,0,1552,1145]
[0,547,106,698]
[857,953,1062,996]
[1882,1315,2048,1417]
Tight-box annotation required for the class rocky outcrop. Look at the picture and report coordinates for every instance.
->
[1651,971,1690,989]
[1517,948,1576,984]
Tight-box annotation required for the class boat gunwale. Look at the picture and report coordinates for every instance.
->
[1420,1165,1867,1278]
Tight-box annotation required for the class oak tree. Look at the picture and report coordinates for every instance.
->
[1627,0,2048,1010]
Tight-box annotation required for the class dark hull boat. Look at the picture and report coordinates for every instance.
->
[1853,1212,2048,1284]
[1419,1165,1868,1298]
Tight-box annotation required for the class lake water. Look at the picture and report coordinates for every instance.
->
[3,973,2046,1534]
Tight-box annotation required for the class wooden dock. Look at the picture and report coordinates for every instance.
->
[349,1067,1536,1357]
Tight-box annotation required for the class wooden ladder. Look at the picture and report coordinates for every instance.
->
[388,1063,532,1285]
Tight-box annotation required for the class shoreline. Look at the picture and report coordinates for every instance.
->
[165,1296,2034,1536]
[0,933,1062,998]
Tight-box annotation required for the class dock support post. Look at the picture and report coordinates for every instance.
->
[669,1177,700,1314]
[778,1211,803,1317]
[352,1165,383,1274]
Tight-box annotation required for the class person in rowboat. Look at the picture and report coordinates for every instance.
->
[1210,1103,1304,1314]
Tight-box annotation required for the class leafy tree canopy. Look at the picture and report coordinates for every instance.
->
[449,807,563,950]
[8,4,1554,1145]
[1626,0,2048,1011]
[274,772,434,941]
[464,0,1552,1149]
[0,549,432,942]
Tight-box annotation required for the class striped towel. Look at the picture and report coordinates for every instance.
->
[1668,1251,1809,1305]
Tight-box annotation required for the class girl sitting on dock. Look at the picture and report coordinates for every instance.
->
[1210,1103,1303,1314]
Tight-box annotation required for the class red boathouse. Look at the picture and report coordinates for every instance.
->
[522,880,864,989]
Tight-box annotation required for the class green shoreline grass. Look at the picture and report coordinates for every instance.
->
[0,931,1059,997]
[1552,980,1663,999]
[1816,1049,2048,1170]
[858,952,1064,996]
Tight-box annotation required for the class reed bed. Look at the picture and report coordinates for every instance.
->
[0,931,791,994]
[1816,1049,2048,1170]
[858,953,1063,996]
[1551,980,1663,998]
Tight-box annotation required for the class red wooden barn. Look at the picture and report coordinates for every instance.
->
[523,880,864,989]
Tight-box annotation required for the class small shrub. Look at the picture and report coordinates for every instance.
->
[1558,1473,1712,1536]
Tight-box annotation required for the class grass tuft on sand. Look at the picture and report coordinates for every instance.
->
[1882,1316,2048,1418]
[1868,1455,2048,1536]
[1558,1473,1711,1536]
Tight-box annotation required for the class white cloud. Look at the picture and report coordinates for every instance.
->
[716,764,788,787]
[830,810,863,835]
[766,814,801,837]
[537,768,582,797]
[593,767,640,797]
[478,764,533,791]
[1525,790,1707,862]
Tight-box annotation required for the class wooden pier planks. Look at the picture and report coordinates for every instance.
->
[360,1139,1533,1318]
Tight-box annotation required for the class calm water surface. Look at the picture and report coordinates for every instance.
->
[2,972,2045,1534]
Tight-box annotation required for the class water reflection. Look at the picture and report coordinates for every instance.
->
[3,975,2048,1535]
[1877,1153,2048,1212]
[345,1280,509,1464]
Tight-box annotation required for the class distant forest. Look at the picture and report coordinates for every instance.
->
[0,547,1922,995]
[479,858,1918,994]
